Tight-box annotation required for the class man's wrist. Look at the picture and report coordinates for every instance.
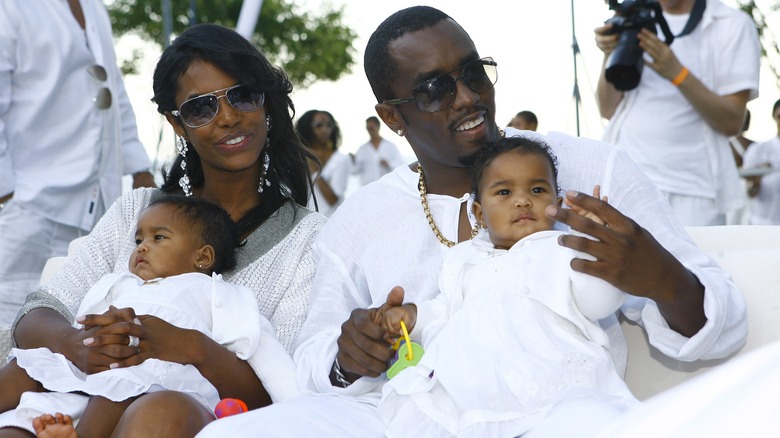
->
[331,357,354,388]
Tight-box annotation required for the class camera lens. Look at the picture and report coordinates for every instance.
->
[605,28,644,91]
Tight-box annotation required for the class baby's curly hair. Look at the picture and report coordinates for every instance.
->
[470,136,560,202]
[147,195,241,274]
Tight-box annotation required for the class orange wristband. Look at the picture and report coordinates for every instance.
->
[671,67,689,86]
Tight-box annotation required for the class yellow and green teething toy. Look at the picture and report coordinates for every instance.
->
[387,320,424,379]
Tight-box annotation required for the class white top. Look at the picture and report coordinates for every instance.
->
[602,0,759,214]
[13,272,266,410]
[307,151,352,217]
[379,231,633,436]
[353,138,406,186]
[0,0,151,231]
[743,136,780,225]
[294,129,747,405]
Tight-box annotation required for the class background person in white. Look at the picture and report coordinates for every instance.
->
[743,98,780,225]
[353,116,405,186]
[298,109,352,218]
[595,0,760,226]
[0,0,154,325]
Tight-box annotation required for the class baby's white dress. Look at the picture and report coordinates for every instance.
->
[379,230,639,437]
[12,271,263,411]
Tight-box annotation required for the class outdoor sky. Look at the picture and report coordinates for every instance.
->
[119,0,780,168]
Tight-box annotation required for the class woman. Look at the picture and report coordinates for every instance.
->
[296,110,352,217]
[1,23,325,437]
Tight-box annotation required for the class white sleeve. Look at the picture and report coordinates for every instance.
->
[0,5,15,196]
[386,142,407,169]
[326,153,352,198]
[542,131,746,362]
[92,2,150,177]
[293,242,385,398]
[116,81,151,176]
[603,144,747,361]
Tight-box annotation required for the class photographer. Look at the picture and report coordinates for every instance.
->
[595,0,760,226]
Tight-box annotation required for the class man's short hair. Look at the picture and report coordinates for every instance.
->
[364,6,452,102]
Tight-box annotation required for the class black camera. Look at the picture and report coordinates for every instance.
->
[603,0,674,91]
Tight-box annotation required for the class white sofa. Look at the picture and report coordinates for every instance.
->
[622,225,780,399]
[2,226,779,400]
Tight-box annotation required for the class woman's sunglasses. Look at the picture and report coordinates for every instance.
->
[172,84,265,128]
[382,57,498,113]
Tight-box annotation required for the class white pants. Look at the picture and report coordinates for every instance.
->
[662,192,726,227]
[196,392,384,438]
[0,202,83,324]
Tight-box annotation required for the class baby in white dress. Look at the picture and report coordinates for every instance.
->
[0,195,272,436]
[378,136,638,437]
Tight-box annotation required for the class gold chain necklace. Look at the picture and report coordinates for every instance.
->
[418,164,479,248]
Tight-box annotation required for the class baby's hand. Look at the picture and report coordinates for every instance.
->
[382,304,417,339]
[565,185,608,225]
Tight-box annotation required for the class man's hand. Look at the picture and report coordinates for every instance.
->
[637,29,684,81]
[332,287,405,383]
[565,185,607,225]
[594,22,619,56]
[547,191,706,336]
[132,171,156,189]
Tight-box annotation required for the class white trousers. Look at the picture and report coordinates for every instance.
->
[0,202,83,324]
[662,192,726,227]
[196,392,384,438]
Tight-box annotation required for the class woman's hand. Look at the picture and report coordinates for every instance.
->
[66,306,145,374]
[109,315,204,368]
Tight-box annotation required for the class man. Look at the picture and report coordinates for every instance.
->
[0,0,154,324]
[508,110,538,131]
[198,6,745,436]
[352,115,406,186]
[743,98,780,225]
[595,0,760,226]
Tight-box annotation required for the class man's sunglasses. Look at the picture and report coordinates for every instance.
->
[171,84,265,128]
[382,57,498,113]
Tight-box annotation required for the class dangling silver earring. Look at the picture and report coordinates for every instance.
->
[258,115,272,193]
[177,136,192,197]
[258,152,271,193]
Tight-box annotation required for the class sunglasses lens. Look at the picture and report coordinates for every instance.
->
[226,86,264,112]
[463,61,496,94]
[180,96,218,127]
[176,85,265,128]
[414,77,456,112]
[412,58,497,113]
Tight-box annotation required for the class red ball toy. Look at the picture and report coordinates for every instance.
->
[214,398,248,419]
